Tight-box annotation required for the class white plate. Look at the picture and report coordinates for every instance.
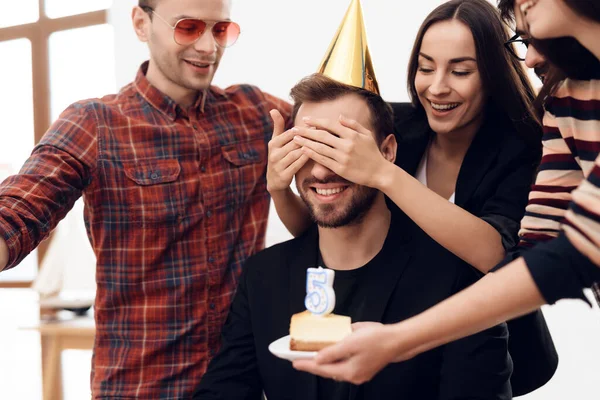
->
[268,335,317,361]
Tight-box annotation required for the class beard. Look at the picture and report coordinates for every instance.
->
[298,177,379,228]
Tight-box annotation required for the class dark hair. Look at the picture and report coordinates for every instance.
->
[534,39,600,79]
[290,74,394,145]
[527,15,600,81]
[563,0,600,21]
[407,0,540,143]
[497,0,516,23]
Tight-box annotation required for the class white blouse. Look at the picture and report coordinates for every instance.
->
[415,145,456,204]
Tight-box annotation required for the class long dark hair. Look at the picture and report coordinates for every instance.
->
[562,0,600,21]
[526,1,600,81]
[407,0,540,144]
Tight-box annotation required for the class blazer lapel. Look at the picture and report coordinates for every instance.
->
[287,227,320,400]
[396,133,430,176]
[348,224,413,400]
[352,224,413,325]
[454,118,503,207]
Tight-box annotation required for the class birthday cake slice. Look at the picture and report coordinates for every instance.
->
[290,310,352,351]
[289,267,352,351]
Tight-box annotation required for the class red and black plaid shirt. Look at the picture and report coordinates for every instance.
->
[0,62,291,399]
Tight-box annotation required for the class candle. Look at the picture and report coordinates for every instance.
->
[304,267,336,316]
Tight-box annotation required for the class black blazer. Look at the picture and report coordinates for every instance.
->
[389,103,558,396]
[197,223,513,400]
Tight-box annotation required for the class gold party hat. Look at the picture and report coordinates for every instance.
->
[317,0,379,95]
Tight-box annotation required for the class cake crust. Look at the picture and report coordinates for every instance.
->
[290,338,336,352]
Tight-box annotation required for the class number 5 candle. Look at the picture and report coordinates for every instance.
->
[304,267,335,316]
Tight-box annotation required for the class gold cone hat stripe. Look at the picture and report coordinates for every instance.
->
[317,0,379,94]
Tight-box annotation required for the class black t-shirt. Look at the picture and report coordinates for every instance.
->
[315,230,391,400]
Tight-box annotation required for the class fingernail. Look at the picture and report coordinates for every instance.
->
[293,136,302,142]
[302,116,310,122]
[292,127,299,132]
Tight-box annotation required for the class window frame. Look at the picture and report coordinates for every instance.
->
[0,1,107,287]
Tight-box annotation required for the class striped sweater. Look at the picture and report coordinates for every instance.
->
[519,78,600,304]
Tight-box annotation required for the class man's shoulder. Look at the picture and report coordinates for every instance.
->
[213,84,288,107]
[243,229,315,276]
[59,84,135,117]
[245,236,303,266]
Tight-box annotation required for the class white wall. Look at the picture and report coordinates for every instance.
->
[110,0,447,100]
[109,1,599,399]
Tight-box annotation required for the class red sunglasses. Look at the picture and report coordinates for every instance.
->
[147,9,241,48]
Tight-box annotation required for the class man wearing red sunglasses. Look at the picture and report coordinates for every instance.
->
[0,0,305,398]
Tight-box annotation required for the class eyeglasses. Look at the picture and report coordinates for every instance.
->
[142,7,241,48]
[504,34,529,62]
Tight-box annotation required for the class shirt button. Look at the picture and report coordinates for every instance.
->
[208,257,215,263]
[200,166,206,173]
[193,124,199,130]
[150,172,159,180]
[209,303,216,310]
[206,210,212,218]
[242,153,251,160]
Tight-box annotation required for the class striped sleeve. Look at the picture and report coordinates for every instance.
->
[518,79,600,248]
[563,154,600,266]
[518,110,582,247]
[521,79,600,304]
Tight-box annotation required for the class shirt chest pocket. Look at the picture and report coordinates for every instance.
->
[211,140,267,207]
[122,159,183,224]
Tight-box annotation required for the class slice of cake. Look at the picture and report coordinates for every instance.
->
[289,310,352,351]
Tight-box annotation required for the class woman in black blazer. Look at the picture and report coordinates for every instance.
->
[388,102,556,396]
[290,0,556,395]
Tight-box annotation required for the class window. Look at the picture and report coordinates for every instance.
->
[0,0,114,286]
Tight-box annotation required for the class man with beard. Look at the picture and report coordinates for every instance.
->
[196,73,512,400]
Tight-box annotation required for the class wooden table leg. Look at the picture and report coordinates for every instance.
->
[41,335,63,400]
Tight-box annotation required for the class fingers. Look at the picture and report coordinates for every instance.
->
[292,126,342,148]
[270,109,285,139]
[269,128,296,150]
[338,114,372,136]
[269,136,301,166]
[301,147,340,174]
[285,153,310,175]
[302,116,371,139]
[301,117,353,139]
[314,341,351,364]
[279,148,305,171]
[294,136,339,162]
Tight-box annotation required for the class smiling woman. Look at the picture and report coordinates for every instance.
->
[414,20,486,148]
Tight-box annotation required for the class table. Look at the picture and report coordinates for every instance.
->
[24,315,95,400]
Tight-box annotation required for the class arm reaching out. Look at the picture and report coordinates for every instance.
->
[294,258,545,384]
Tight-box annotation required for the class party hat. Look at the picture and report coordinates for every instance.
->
[317,0,380,95]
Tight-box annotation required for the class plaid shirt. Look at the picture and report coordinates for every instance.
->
[0,62,291,399]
